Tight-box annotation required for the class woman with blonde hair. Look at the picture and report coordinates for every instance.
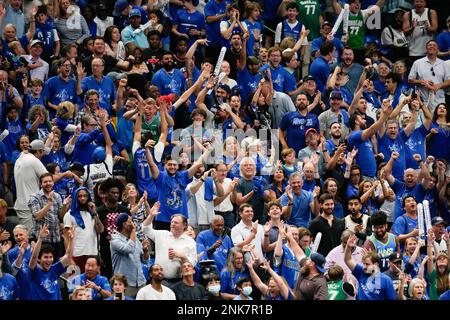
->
[220,247,250,300]
[122,183,151,241]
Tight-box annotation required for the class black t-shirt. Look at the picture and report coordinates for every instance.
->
[171,281,206,300]
[308,215,345,257]
[142,47,164,75]
[224,48,241,82]
[96,203,130,278]
[0,219,16,246]
[82,55,120,76]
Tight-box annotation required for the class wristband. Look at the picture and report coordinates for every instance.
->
[200,178,205,182]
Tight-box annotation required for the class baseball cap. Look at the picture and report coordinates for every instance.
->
[30,140,45,151]
[388,252,403,262]
[432,216,446,226]
[329,90,343,100]
[305,128,318,137]
[129,8,141,18]
[303,75,315,82]
[217,84,231,94]
[114,0,130,16]
[310,253,326,273]
[116,213,130,231]
[247,56,260,65]
[107,71,126,81]
[30,39,43,48]
[322,21,332,28]
[92,146,106,163]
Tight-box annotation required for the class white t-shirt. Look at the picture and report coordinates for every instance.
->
[82,154,114,195]
[214,178,234,212]
[14,152,48,211]
[24,55,49,81]
[231,220,265,261]
[136,284,176,300]
[63,210,98,257]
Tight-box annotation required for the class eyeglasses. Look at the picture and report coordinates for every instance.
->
[92,64,104,68]
[431,67,435,76]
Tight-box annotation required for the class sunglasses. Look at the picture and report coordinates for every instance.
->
[430,67,435,77]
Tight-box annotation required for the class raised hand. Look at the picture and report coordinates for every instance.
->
[0,241,12,255]
[391,151,400,160]
[346,234,357,249]
[251,220,259,234]
[38,224,50,240]
[145,139,156,149]
[76,62,85,78]
[150,201,161,217]
[312,186,321,198]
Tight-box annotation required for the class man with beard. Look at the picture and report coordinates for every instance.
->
[431,217,448,252]
[222,32,245,82]
[325,122,343,154]
[111,213,149,297]
[151,51,187,96]
[308,193,345,257]
[97,178,130,279]
[82,37,132,76]
[348,99,393,180]
[68,255,112,300]
[281,172,319,228]
[297,75,325,117]
[146,139,211,230]
[344,196,372,243]
[279,93,320,155]
[318,91,350,140]
[391,196,420,247]
[142,30,164,75]
[29,173,71,259]
[345,233,397,300]
[298,129,329,177]
[384,152,430,221]
[213,103,245,141]
[121,9,150,51]
[186,166,224,233]
[63,187,104,272]
[364,211,399,272]
[136,264,176,300]
[293,252,328,300]
[334,47,364,94]
[383,252,406,296]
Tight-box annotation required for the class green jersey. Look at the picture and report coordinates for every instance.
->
[296,0,321,41]
[347,11,365,50]
[327,280,347,300]
[141,115,160,142]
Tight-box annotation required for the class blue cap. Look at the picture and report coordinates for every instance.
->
[92,146,106,163]
[329,90,343,100]
[310,253,326,273]
[113,0,129,16]
[116,213,130,231]
[129,8,141,18]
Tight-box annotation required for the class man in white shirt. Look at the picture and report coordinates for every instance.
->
[231,203,265,261]
[14,139,48,231]
[136,264,176,300]
[142,209,197,282]
[24,40,49,81]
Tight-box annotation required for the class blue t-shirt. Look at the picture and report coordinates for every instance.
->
[3,117,23,160]
[173,9,206,46]
[348,130,377,177]
[155,170,191,222]
[310,56,330,93]
[42,76,80,118]
[437,31,450,61]
[68,273,112,300]
[377,130,409,181]
[391,179,422,221]
[133,147,158,201]
[427,123,450,162]
[0,273,18,300]
[151,68,187,96]
[244,20,263,56]
[196,229,233,272]
[261,0,282,20]
[311,36,343,62]
[116,108,134,151]
[220,268,250,295]
[42,150,69,172]
[204,0,229,47]
[352,264,397,300]
[237,67,262,104]
[81,76,117,113]
[439,290,450,300]
[270,65,296,93]
[30,261,66,300]
[392,214,418,251]
[405,125,428,169]
[279,111,320,155]
[280,191,313,227]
